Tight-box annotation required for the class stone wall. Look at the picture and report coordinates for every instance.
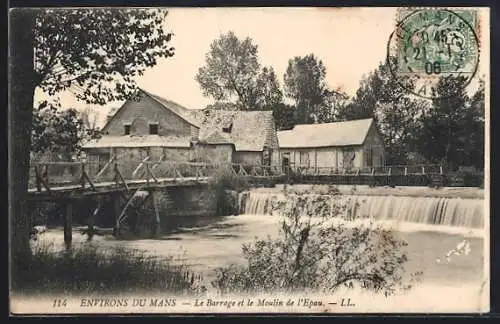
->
[103,91,193,137]
[150,185,219,231]
[192,144,234,164]
[233,151,262,165]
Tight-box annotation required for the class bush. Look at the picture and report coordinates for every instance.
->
[444,171,484,187]
[211,190,421,296]
[209,165,250,216]
[12,243,205,295]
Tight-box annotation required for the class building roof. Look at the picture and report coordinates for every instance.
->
[97,89,275,151]
[199,110,274,151]
[82,135,191,149]
[278,118,375,148]
[101,88,202,133]
[199,130,233,145]
[143,90,202,128]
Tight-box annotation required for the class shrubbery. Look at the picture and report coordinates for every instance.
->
[12,243,205,295]
[211,189,421,296]
[210,164,251,216]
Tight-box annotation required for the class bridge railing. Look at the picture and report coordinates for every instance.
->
[28,162,98,189]
[28,161,287,191]
[28,160,446,192]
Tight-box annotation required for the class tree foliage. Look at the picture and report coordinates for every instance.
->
[271,103,296,131]
[251,66,283,110]
[413,76,483,169]
[196,31,282,110]
[340,62,427,165]
[314,89,350,123]
[35,8,175,104]
[283,54,331,124]
[10,8,176,260]
[212,188,420,295]
[31,101,102,161]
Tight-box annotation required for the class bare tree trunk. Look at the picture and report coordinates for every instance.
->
[9,9,36,267]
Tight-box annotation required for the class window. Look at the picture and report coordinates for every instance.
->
[282,153,291,171]
[222,122,233,133]
[124,124,131,135]
[366,146,373,167]
[149,124,159,135]
[300,151,310,167]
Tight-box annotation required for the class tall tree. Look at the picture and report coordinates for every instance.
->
[466,77,485,169]
[341,62,424,165]
[338,71,381,121]
[313,89,350,123]
[196,31,282,110]
[413,76,472,169]
[271,103,296,131]
[283,54,330,124]
[196,31,258,107]
[10,8,175,261]
[250,67,283,110]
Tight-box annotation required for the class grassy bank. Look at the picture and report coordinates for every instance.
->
[11,243,205,295]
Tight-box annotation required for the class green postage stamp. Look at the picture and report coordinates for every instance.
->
[387,8,480,99]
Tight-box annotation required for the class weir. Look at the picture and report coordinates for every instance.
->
[237,189,484,229]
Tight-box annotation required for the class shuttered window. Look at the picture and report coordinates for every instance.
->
[124,124,131,135]
[149,124,159,135]
[300,151,310,167]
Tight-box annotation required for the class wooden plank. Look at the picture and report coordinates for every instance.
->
[132,156,150,177]
[64,200,73,246]
[95,155,115,179]
[315,150,318,174]
[147,165,159,183]
[85,201,101,240]
[113,194,121,237]
[151,155,164,171]
[116,191,137,228]
[152,191,161,238]
[41,164,52,193]
[114,163,129,192]
[83,169,97,191]
[239,165,248,176]
[230,164,239,176]
[34,165,42,192]
[116,185,148,226]
[80,163,86,188]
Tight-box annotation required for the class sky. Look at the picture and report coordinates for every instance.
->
[34,7,489,127]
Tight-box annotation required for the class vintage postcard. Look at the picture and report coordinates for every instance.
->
[9,7,490,314]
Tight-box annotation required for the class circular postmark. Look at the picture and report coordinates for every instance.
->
[387,9,480,99]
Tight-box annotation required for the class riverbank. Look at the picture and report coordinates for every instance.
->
[32,214,486,287]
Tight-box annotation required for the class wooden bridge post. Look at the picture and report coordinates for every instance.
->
[87,199,101,240]
[113,193,121,237]
[152,190,161,238]
[64,200,73,247]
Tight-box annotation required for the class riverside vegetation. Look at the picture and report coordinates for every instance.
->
[11,243,205,295]
[14,176,420,297]
[211,185,422,296]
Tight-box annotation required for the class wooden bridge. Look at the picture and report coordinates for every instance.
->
[28,161,286,198]
[28,160,445,198]
[27,160,449,245]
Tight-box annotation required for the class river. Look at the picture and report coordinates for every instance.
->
[32,185,489,312]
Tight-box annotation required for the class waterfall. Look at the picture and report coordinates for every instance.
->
[237,191,484,229]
